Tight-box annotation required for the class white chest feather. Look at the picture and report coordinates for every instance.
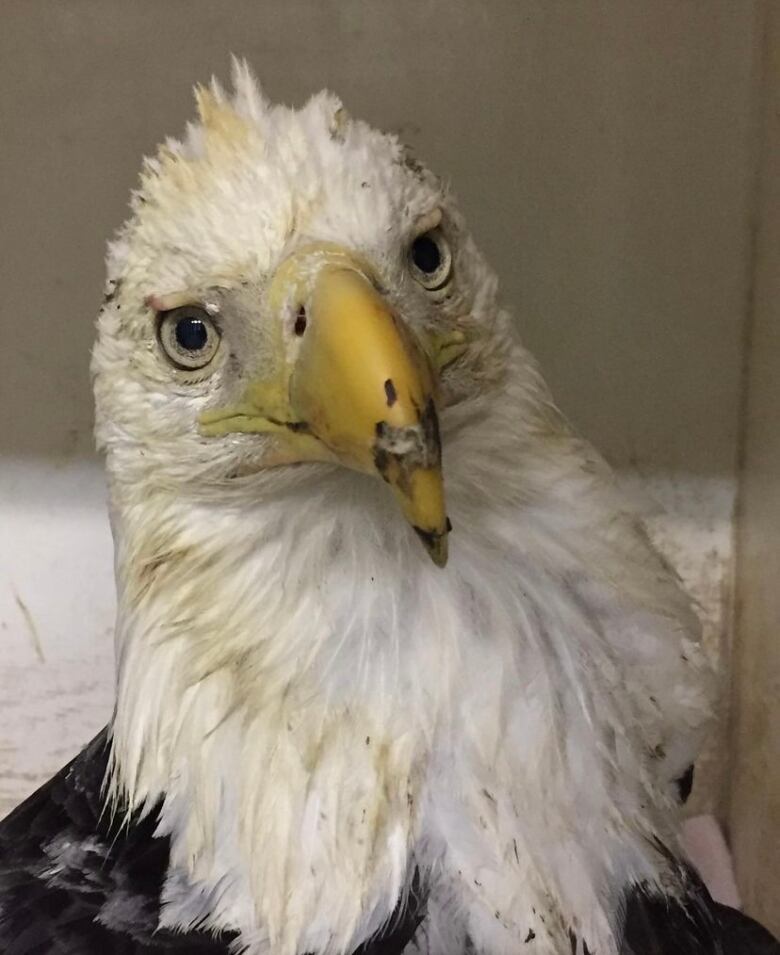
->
[107,395,711,955]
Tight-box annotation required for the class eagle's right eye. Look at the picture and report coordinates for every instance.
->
[158,306,221,371]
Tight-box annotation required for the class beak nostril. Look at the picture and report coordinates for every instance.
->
[294,307,308,337]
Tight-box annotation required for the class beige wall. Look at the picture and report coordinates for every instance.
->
[730,2,780,935]
[0,0,758,474]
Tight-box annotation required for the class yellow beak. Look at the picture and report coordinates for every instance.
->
[199,246,450,567]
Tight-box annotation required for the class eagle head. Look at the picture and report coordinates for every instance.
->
[93,59,514,571]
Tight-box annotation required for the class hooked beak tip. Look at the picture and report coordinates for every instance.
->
[413,520,451,568]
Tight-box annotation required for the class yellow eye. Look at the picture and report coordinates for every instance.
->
[409,229,452,291]
[158,306,221,370]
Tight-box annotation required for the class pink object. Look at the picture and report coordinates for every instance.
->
[680,814,741,909]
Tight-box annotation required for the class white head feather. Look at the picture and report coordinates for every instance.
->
[92,61,713,955]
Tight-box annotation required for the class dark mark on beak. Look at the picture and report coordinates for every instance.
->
[420,398,441,458]
[266,416,311,434]
[371,398,442,496]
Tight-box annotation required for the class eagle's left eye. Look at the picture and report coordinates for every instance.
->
[409,229,452,291]
[158,306,221,371]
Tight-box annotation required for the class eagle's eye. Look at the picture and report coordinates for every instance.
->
[158,306,221,371]
[409,229,452,291]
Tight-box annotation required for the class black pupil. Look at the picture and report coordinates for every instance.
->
[411,234,441,274]
[175,316,208,351]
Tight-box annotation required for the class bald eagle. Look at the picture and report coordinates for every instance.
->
[1,62,777,955]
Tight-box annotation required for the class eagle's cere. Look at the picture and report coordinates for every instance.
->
[6,58,777,955]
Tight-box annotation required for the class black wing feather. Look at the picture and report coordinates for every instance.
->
[0,729,233,954]
[621,878,780,955]
[0,731,423,955]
